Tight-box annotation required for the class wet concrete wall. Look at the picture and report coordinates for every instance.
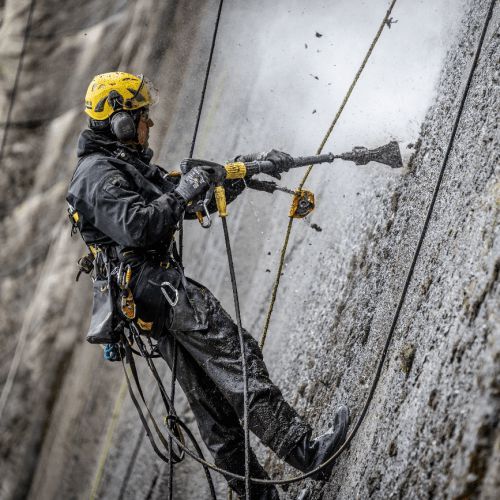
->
[0,0,497,499]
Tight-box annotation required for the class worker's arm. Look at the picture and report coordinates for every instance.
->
[91,171,186,247]
[234,149,294,179]
[172,150,292,219]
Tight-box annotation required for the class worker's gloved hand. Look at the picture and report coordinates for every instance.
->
[264,149,294,180]
[174,167,211,202]
[103,343,122,362]
[198,164,226,184]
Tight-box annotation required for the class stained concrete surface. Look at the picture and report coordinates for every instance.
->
[0,0,498,499]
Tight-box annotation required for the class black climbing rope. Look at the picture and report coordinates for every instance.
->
[221,217,251,498]
[167,338,178,500]
[169,0,225,496]
[179,0,225,261]
[111,2,226,497]
[122,334,217,499]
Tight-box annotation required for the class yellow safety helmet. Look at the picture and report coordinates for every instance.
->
[84,72,158,121]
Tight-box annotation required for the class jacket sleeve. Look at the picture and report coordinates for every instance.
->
[91,172,185,247]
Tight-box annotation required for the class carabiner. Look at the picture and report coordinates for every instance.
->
[160,281,179,307]
[196,200,212,229]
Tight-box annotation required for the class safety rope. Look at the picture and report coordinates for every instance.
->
[221,218,251,498]
[259,0,398,349]
[172,0,224,496]
[0,0,37,163]
[179,0,225,261]
[143,0,495,488]
[167,338,178,500]
[123,335,216,499]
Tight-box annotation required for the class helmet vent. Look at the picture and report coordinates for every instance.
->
[94,97,107,113]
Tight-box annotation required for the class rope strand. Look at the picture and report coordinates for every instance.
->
[260,0,398,349]
[222,218,251,498]
[89,2,225,496]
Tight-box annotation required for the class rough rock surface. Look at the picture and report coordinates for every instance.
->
[0,0,498,499]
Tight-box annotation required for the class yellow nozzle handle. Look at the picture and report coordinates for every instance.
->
[224,162,247,179]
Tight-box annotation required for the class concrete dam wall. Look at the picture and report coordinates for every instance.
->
[0,0,497,499]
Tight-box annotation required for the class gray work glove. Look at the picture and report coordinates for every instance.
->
[174,167,211,203]
[237,149,294,180]
[198,164,226,184]
[264,149,294,180]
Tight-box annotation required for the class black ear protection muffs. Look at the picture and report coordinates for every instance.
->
[107,89,138,142]
[110,111,137,142]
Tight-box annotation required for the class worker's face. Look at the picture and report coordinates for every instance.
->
[137,109,154,147]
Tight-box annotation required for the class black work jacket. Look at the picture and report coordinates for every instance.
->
[67,129,245,253]
[67,129,246,334]
[67,129,185,251]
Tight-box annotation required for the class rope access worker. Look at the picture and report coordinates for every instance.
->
[67,72,349,499]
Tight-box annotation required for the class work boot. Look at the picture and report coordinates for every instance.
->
[284,405,349,481]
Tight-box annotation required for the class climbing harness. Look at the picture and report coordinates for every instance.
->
[168,0,226,496]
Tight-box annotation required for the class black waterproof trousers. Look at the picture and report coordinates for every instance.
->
[157,283,310,499]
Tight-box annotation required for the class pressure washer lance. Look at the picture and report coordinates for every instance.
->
[179,140,403,228]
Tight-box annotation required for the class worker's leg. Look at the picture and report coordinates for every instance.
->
[167,282,311,461]
[158,334,279,499]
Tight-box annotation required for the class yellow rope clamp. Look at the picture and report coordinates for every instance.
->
[289,190,315,219]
